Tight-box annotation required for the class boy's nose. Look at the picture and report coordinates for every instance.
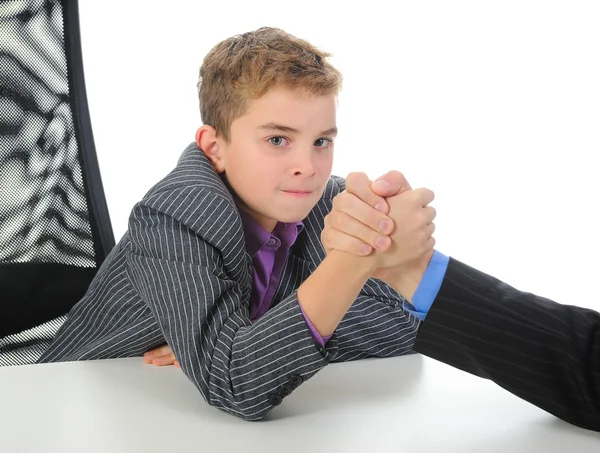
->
[291,149,317,177]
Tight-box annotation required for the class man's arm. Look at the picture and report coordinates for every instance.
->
[412,257,600,432]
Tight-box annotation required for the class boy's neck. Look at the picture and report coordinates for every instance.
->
[237,204,278,234]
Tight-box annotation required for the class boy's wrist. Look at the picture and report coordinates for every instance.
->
[326,249,378,278]
[297,250,378,337]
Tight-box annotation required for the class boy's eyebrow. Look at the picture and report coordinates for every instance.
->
[320,127,338,137]
[259,123,338,137]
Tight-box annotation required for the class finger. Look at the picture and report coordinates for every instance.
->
[327,210,392,251]
[174,360,181,369]
[412,188,435,206]
[371,171,412,197]
[422,206,437,224]
[143,344,172,360]
[415,235,436,258]
[345,172,389,214]
[333,192,394,236]
[425,222,436,237]
[322,227,381,256]
[152,353,177,366]
[426,235,436,250]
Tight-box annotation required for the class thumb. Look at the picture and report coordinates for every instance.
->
[371,171,412,196]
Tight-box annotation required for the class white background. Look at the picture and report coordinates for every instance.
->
[79,1,599,310]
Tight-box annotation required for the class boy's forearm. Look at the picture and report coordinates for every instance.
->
[297,250,376,337]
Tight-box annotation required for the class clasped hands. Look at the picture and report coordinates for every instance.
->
[322,171,436,294]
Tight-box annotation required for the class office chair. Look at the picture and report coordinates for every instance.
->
[0,0,114,365]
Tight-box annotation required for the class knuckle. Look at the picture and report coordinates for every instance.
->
[347,172,370,193]
[406,189,421,204]
[330,211,345,229]
[415,187,434,203]
[332,194,342,209]
[357,241,372,256]
[334,193,350,211]
[388,170,406,186]
[364,190,378,205]
[370,194,387,210]
[351,239,368,256]
[346,172,363,188]
[367,208,382,228]
[367,230,381,247]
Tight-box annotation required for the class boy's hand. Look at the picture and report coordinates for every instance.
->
[143,344,180,368]
[322,171,436,277]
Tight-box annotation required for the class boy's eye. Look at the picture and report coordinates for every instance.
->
[268,136,287,146]
[314,138,333,147]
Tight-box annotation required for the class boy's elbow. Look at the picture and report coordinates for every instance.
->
[193,378,275,421]
[235,406,272,422]
[210,397,275,421]
[182,361,284,421]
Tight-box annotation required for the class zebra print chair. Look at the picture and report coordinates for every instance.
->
[0,0,114,365]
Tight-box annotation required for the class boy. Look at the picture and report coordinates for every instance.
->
[38,27,436,420]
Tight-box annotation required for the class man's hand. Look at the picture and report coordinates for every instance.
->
[322,171,436,273]
[143,344,180,368]
[373,189,435,268]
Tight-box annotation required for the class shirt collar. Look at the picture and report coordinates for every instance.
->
[238,208,304,257]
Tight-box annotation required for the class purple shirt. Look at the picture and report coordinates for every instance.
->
[238,209,331,347]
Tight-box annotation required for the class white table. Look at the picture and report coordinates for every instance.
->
[1,354,599,452]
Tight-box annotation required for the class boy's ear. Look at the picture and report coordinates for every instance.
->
[196,125,225,173]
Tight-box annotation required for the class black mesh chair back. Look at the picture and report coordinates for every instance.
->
[0,0,114,365]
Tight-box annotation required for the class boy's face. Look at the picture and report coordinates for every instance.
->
[203,87,337,232]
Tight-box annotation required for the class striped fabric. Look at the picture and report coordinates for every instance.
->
[38,142,419,420]
[414,257,600,431]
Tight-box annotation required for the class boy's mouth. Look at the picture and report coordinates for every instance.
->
[282,189,313,197]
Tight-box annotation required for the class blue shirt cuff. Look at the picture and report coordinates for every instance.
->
[403,250,449,321]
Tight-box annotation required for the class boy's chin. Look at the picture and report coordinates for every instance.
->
[274,207,313,224]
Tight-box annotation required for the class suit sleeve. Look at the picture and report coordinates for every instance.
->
[126,188,338,420]
[331,279,421,362]
[414,257,600,431]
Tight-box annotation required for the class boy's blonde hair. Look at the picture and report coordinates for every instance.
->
[198,27,343,141]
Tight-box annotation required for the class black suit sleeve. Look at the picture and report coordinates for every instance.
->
[414,257,600,431]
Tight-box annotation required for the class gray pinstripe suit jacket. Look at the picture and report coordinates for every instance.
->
[38,143,419,420]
